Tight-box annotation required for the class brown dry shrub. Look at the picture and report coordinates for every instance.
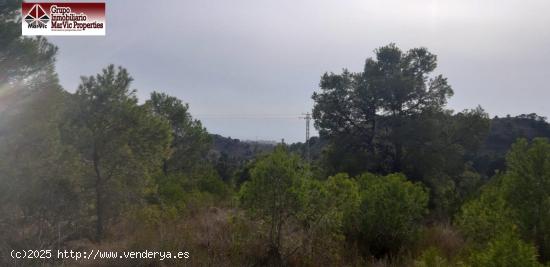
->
[417,223,465,260]
[121,205,267,266]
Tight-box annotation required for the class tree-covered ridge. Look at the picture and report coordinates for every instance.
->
[473,114,550,176]
[292,114,550,178]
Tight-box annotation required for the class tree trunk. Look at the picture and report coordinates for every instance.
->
[93,148,104,242]
[95,181,104,242]
[162,159,168,175]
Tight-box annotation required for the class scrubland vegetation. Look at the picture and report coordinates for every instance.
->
[3,2,550,266]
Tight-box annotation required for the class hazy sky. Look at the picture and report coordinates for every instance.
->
[48,0,550,143]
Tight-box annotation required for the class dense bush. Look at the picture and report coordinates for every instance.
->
[468,232,541,267]
[457,138,550,263]
[355,173,429,257]
[414,247,452,267]
[455,179,515,244]
[501,138,550,261]
[239,146,305,263]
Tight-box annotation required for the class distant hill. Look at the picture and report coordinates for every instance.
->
[473,113,550,176]
[483,113,550,154]
[289,114,550,177]
[209,114,550,178]
[208,134,276,182]
[288,136,328,161]
[210,134,275,161]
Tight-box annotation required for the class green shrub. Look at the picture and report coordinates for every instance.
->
[415,247,450,267]
[357,173,429,256]
[468,232,541,267]
[500,138,550,261]
[156,166,230,211]
[239,145,305,261]
[455,179,515,244]
[457,138,550,262]
[293,173,361,266]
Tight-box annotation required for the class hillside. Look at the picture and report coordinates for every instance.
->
[210,134,275,161]
[474,113,550,175]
